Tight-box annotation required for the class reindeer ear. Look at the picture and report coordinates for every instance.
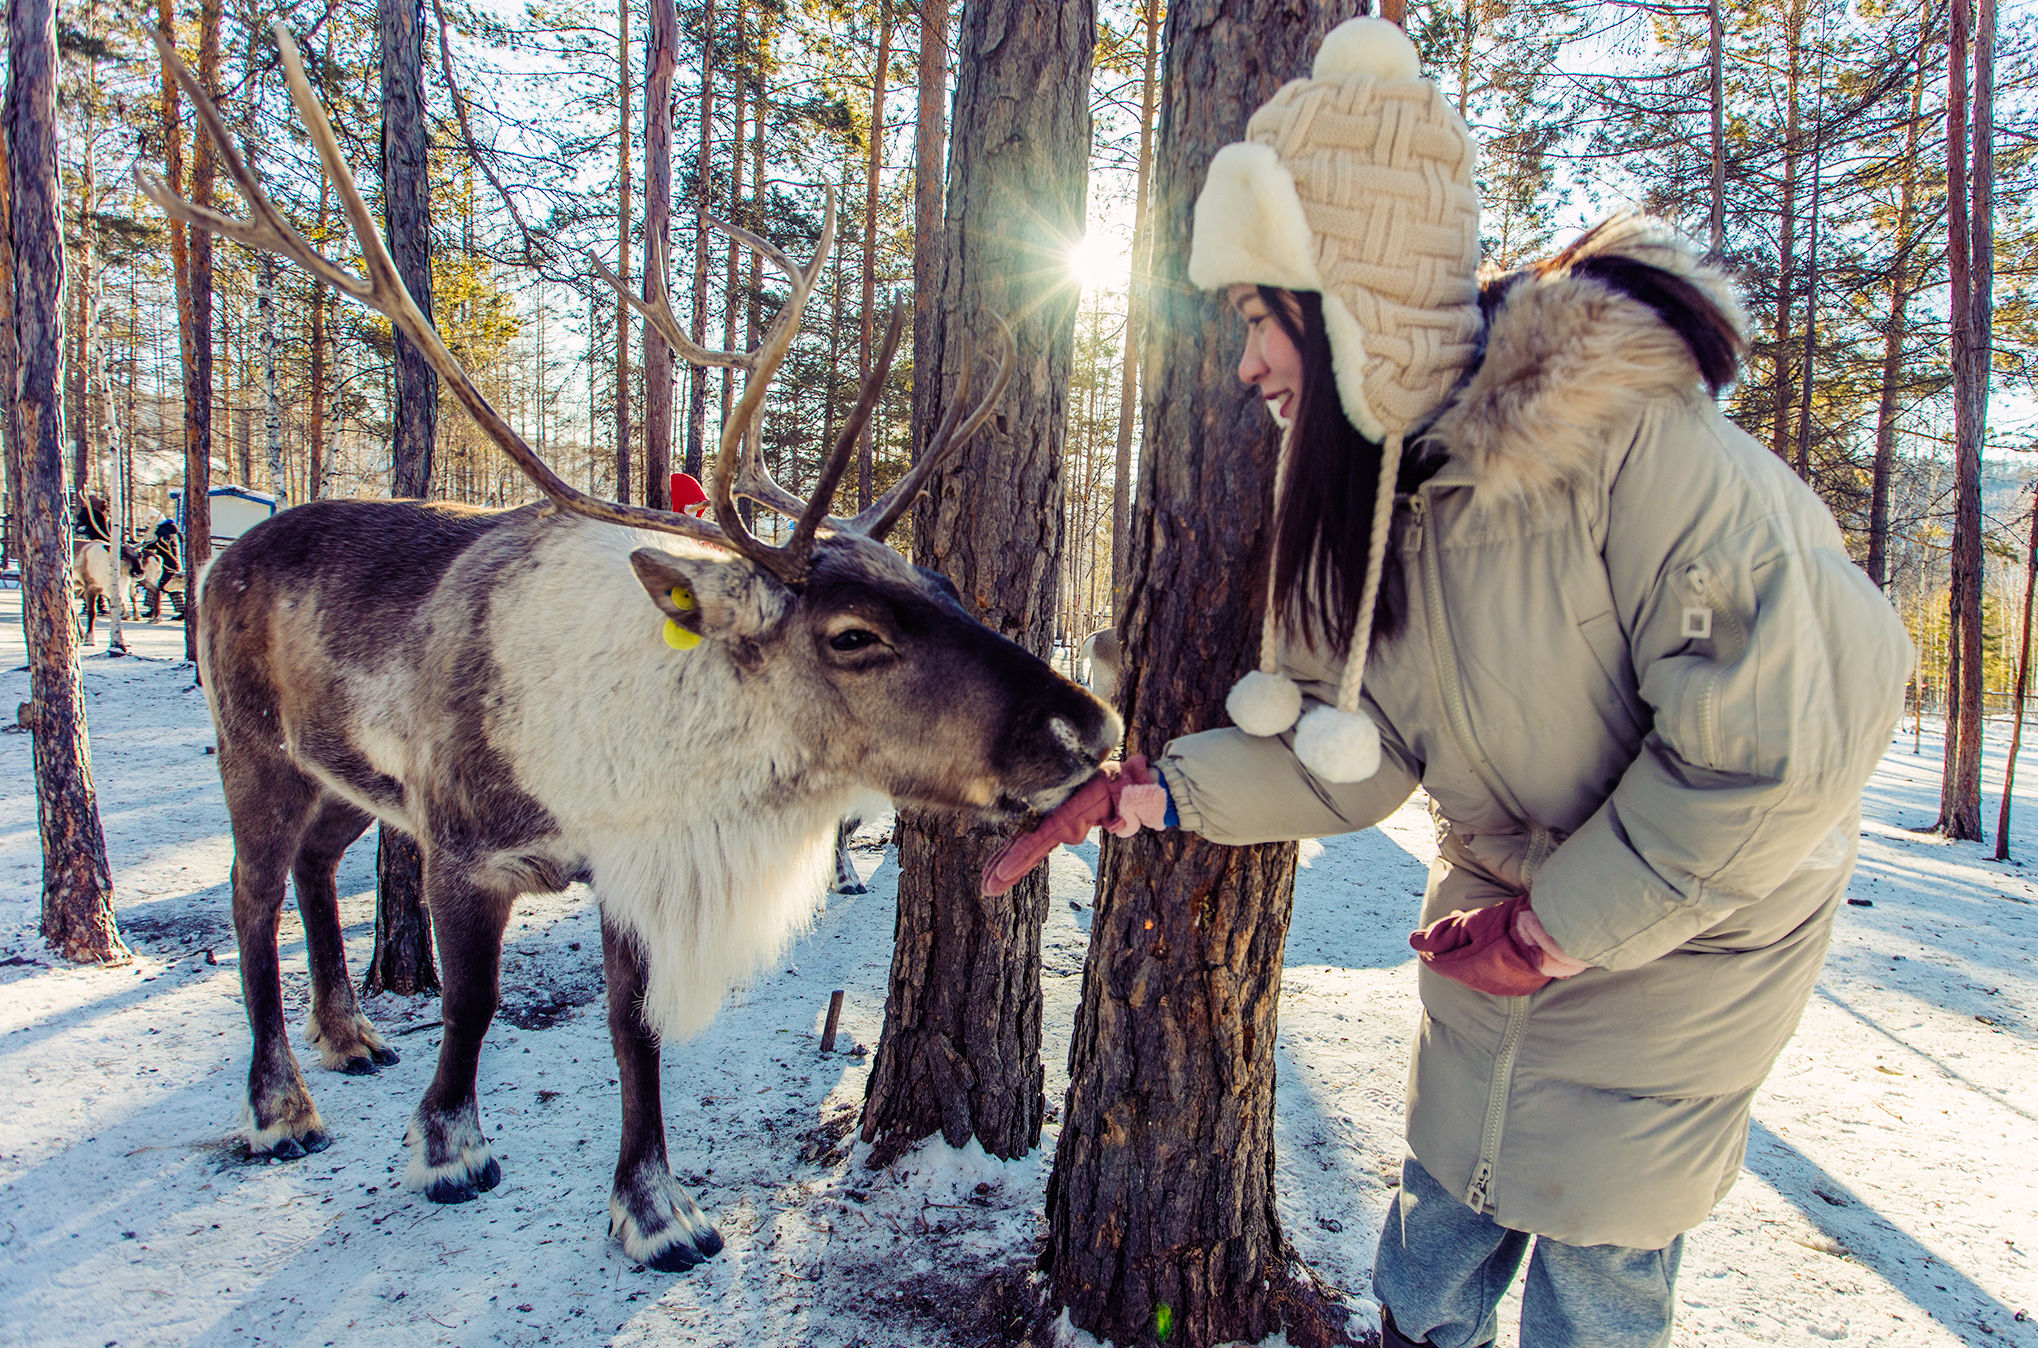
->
[629,547,786,645]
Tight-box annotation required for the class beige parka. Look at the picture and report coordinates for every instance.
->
[1156,229,1913,1250]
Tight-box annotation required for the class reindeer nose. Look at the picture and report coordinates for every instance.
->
[1047,697,1122,767]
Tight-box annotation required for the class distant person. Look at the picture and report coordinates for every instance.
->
[986,19,1911,1348]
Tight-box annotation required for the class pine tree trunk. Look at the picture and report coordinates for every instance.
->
[1866,51,1928,591]
[3,124,19,537]
[1043,3,1354,1344]
[1997,494,2033,862]
[908,0,947,474]
[860,0,1093,1168]
[1791,65,1822,482]
[645,0,680,504]
[1708,0,1724,256]
[367,0,442,994]
[614,0,632,503]
[7,0,127,965]
[1769,0,1801,469]
[1110,0,1158,611]
[183,0,221,665]
[856,0,893,513]
[262,255,283,503]
[309,172,329,500]
[1940,0,1984,841]
[677,0,710,487]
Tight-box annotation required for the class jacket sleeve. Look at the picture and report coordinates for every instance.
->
[1530,403,1913,971]
[1157,692,1421,845]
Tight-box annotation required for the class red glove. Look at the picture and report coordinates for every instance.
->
[981,756,1159,897]
[1409,895,1584,997]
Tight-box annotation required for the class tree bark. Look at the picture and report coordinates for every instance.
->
[614,0,633,503]
[1940,0,1984,841]
[367,0,442,993]
[1110,0,1159,612]
[1866,47,1929,591]
[856,0,893,513]
[1707,0,1724,257]
[908,0,948,475]
[2,114,19,541]
[366,826,438,995]
[1791,54,1822,482]
[1998,490,2033,862]
[860,0,1094,1168]
[7,0,126,965]
[1042,3,1355,1344]
[309,167,330,500]
[1769,0,1801,470]
[183,0,221,664]
[645,0,680,504]
[675,0,709,488]
[262,255,283,503]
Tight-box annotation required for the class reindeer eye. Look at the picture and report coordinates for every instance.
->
[829,628,880,653]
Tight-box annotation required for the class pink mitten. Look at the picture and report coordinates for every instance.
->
[1103,755,1166,838]
[982,757,1159,897]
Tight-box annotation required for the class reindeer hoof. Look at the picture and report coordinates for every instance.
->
[406,1101,499,1203]
[311,1016,398,1074]
[832,881,869,896]
[339,1044,398,1075]
[258,1126,330,1160]
[611,1169,722,1273]
[422,1156,501,1204]
[644,1241,706,1273]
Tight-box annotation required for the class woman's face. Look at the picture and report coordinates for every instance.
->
[1229,284,1304,426]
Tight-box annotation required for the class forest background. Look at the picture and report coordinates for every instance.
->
[7,0,2037,699]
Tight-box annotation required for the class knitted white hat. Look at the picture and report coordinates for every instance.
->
[1190,17,1482,783]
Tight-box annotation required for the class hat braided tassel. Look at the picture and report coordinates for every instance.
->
[1295,430,1404,782]
[1228,431,1306,736]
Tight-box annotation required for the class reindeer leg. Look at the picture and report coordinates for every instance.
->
[827,816,867,896]
[404,863,511,1203]
[295,797,392,1075]
[602,910,721,1271]
[225,763,327,1158]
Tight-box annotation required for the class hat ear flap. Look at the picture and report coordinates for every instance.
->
[1188,143,1324,295]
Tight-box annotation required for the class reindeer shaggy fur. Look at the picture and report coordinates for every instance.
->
[199,498,1117,1272]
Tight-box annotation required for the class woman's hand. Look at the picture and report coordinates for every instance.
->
[981,756,1166,897]
[1408,894,1588,996]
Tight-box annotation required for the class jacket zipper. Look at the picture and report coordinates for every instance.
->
[1466,994,1529,1212]
[1410,488,1536,1216]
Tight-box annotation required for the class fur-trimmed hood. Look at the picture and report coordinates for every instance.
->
[1427,218,1750,507]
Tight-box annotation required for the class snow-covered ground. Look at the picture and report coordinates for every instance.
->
[0,589,2032,1347]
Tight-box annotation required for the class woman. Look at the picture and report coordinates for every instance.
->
[987,18,1911,1348]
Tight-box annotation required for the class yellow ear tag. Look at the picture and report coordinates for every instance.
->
[663,584,702,651]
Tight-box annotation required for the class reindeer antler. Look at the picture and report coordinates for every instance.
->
[590,198,1016,549]
[141,22,1012,586]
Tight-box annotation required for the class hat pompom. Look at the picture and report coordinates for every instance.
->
[1294,704,1383,782]
[1312,17,1421,83]
[1228,669,1303,737]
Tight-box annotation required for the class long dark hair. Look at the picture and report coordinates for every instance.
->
[1263,287,1414,654]
[1262,241,1742,656]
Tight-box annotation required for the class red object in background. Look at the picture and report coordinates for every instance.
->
[669,473,709,517]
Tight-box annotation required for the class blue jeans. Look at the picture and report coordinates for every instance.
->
[1373,1157,1683,1348]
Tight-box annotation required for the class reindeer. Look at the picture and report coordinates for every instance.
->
[142,27,1118,1274]
[1079,625,1122,707]
[71,542,117,643]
